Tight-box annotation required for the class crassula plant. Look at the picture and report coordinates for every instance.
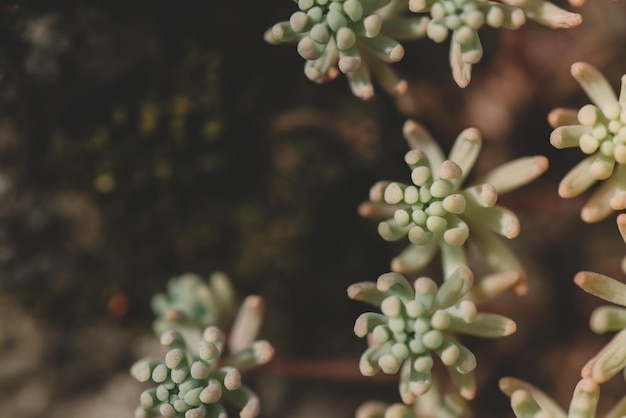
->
[348,267,516,415]
[500,214,626,418]
[356,388,468,418]
[549,63,626,223]
[131,273,274,418]
[358,119,547,295]
[264,0,428,98]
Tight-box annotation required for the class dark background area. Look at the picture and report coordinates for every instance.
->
[1,0,626,417]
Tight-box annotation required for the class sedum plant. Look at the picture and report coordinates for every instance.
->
[574,214,626,386]
[409,0,581,87]
[500,214,626,418]
[265,0,581,96]
[410,0,527,87]
[499,376,620,418]
[264,0,429,99]
[348,266,516,408]
[150,273,237,344]
[549,62,626,223]
[130,272,275,418]
[500,335,626,418]
[358,119,547,295]
[355,384,468,418]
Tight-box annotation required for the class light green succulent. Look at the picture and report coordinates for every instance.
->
[410,0,524,87]
[359,119,548,295]
[549,62,626,223]
[576,267,626,338]
[499,376,626,418]
[500,215,626,418]
[573,214,626,385]
[409,0,581,87]
[151,272,237,339]
[264,0,429,99]
[355,384,468,418]
[131,273,275,418]
[348,267,516,403]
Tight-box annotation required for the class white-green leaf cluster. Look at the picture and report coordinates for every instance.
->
[359,119,547,294]
[349,268,516,403]
[550,63,626,223]
[131,273,275,418]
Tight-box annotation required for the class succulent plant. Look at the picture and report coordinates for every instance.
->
[358,119,547,295]
[549,62,626,223]
[131,327,273,418]
[408,0,581,87]
[264,0,429,99]
[500,215,626,418]
[499,376,625,418]
[410,0,524,87]
[131,273,275,418]
[572,214,626,385]
[355,384,468,418]
[151,272,236,338]
[348,267,516,403]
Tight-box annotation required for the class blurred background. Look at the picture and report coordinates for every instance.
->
[1,0,626,417]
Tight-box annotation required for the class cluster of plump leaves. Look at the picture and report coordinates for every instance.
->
[349,267,516,407]
[131,273,274,418]
[359,119,547,295]
[500,214,626,418]
[131,327,270,418]
[549,63,626,223]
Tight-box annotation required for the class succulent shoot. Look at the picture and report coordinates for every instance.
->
[131,273,275,418]
[416,0,580,86]
[355,386,468,418]
[499,377,612,418]
[573,215,626,384]
[549,63,626,223]
[151,272,237,337]
[501,215,626,418]
[359,119,548,295]
[131,327,273,418]
[265,0,429,99]
[411,0,525,87]
[348,267,516,403]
